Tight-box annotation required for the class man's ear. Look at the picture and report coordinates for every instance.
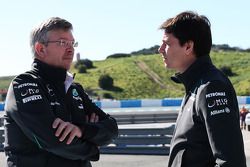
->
[185,40,194,56]
[34,42,47,58]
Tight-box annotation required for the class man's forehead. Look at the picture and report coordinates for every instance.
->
[163,33,171,41]
[162,33,167,40]
[47,29,74,38]
[48,29,72,35]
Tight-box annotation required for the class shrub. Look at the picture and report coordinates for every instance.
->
[98,74,114,89]
[102,93,114,99]
[75,59,93,69]
[220,66,234,76]
[78,64,87,73]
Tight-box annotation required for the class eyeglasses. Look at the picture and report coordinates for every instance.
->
[45,39,78,48]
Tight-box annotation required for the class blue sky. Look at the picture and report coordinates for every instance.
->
[0,0,249,77]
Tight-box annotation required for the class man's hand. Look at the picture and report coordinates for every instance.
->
[52,118,82,145]
[52,113,99,144]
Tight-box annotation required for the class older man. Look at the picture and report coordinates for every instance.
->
[4,17,118,167]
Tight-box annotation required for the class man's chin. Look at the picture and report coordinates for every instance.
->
[63,60,73,69]
[62,63,72,70]
[164,64,173,70]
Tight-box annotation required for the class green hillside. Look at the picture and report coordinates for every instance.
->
[1,51,250,100]
[72,51,250,99]
[0,76,15,89]
[72,54,184,99]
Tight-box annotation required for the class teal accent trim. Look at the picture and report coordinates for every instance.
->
[33,134,43,149]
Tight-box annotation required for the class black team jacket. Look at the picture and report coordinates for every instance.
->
[168,56,246,167]
[4,59,118,167]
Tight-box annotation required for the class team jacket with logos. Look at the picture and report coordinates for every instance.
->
[4,59,118,167]
[168,56,246,167]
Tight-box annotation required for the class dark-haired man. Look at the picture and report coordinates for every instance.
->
[159,11,246,167]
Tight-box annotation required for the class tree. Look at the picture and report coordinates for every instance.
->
[220,66,234,76]
[106,53,131,59]
[98,74,114,89]
[81,59,94,68]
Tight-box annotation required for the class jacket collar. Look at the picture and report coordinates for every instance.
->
[31,59,67,83]
[171,55,214,93]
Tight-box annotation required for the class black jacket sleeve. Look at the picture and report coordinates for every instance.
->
[5,75,99,161]
[197,80,246,167]
[74,83,118,146]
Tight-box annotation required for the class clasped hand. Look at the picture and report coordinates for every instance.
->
[52,113,99,144]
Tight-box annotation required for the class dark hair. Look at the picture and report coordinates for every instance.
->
[159,11,212,57]
[30,17,73,57]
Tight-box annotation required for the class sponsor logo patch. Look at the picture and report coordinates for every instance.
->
[21,88,40,97]
[22,95,42,103]
[206,92,226,98]
[207,98,228,108]
[210,107,230,116]
[17,83,38,89]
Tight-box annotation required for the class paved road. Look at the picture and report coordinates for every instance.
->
[1,130,250,167]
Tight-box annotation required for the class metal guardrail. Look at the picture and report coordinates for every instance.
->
[0,125,175,155]
[0,113,176,154]
[100,124,174,155]
[110,112,178,124]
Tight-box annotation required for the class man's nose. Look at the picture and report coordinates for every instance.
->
[66,47,74,54]
[158,45,164,54]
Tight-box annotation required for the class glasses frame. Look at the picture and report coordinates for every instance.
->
[45,39,78,48]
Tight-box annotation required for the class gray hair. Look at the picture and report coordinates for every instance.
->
[30,17,73,57]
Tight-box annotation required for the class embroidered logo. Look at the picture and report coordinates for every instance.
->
[72,89,84,109]
[207,98,228,108]
[17,83,38,89]
[210,107,230,116]
[21,88,40,97]
[46,84,55,96]
[206,92,226,98]
[22,95,42,103]
[72,89,79,97]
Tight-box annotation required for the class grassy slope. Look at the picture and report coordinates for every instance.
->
[0,76,15,89]
[73,54,185,99]
[1,51,250,99]
[73,51,250,99]
[211,51,250,95]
